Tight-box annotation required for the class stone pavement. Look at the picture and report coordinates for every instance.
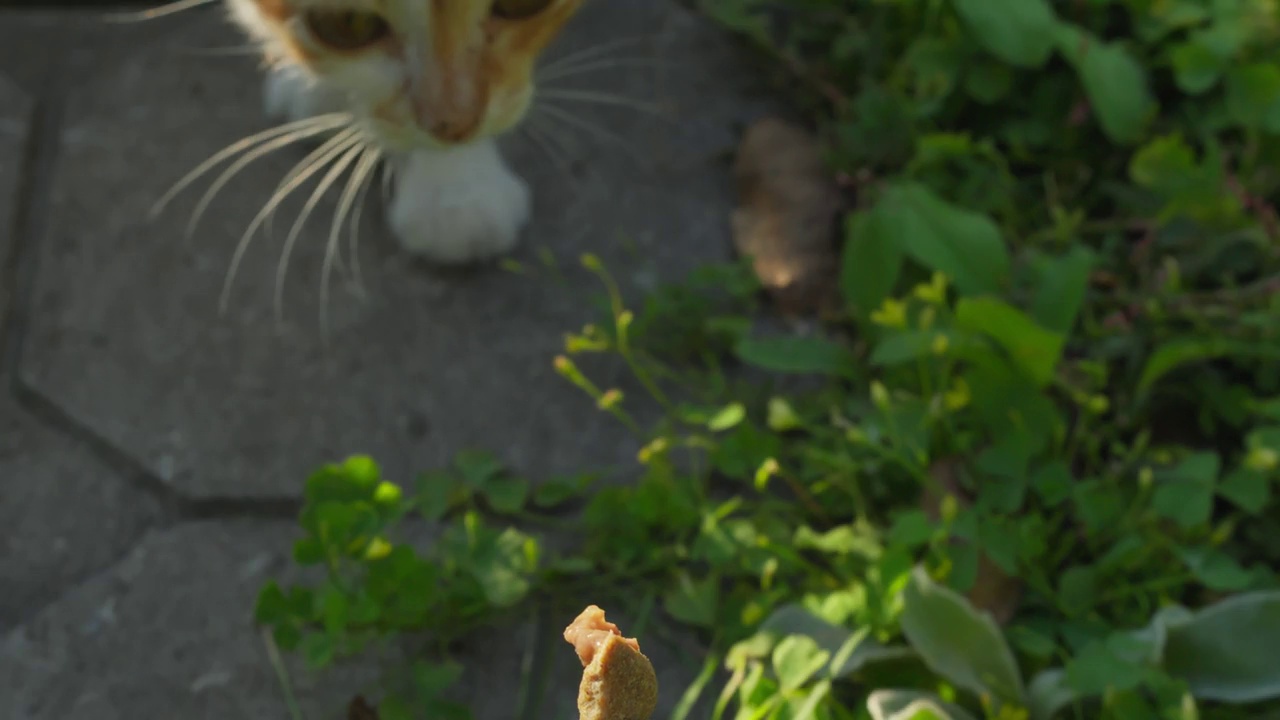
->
[0,2,771,718]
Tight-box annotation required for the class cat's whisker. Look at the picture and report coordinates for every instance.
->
[535,88,672,119]
[538,36,654,77]
[151,113,350,219]
[536,57,670,84]
[348,158,383,299]
[265,126,364,239]
[518,119,577,184]
[275,140,366,328]
[186,122,356,239]
[322,147,381,338]
[533,102,642,166]
[219,129,364,315]
[101,0,217,23]
[380,158,395,209]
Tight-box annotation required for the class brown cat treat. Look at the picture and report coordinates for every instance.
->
[563,605,659,720]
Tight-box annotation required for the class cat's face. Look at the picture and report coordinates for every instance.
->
[227,0,584,149]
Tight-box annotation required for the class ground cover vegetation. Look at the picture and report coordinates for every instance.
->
[254,0,1280,717]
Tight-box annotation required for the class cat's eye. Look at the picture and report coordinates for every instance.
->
[491,0,554,20]
[303,9,390,51]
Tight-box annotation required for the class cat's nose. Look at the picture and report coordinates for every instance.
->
[426,114,482,144]
[411,77,487,144]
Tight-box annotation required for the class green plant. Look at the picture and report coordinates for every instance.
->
[255,0,1280,717]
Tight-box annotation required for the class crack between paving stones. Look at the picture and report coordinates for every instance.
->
[1,66,302,526]
[11,381,303,522]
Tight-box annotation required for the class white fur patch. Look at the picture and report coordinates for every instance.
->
[263,64,349,123]
[386,139,532,264]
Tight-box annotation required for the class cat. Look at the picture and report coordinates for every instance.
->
[215,0,586,265]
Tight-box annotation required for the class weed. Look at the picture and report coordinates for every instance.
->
[256,0,1280,718]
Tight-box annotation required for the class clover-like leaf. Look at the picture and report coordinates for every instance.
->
[867,690,978,720]
[757,604,915,678]
[772,635,831,692]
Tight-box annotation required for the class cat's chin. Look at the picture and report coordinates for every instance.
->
[386,140,532,265]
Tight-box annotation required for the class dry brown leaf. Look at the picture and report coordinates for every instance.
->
[347,695,379,720]
[732,117,846,317]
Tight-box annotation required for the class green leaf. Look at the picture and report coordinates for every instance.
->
[341,455,382,487]
[870,330,946,366]
[794,523,882,557]
[735,336,855,375]
[889,510,936,549]
[843,207,905,318]
[950,0,1058,68]
[955,297,1065,387]
[482,475,529,514]
[320,584,349,634]
[1058,565,1098,617]
[664,573,720,627]
[272,622,302,651]
[302,632,337,669]
[1055,26,1156,144]
[899,566,1026,703]
[468,527,536,607]
[1027,669,1078,720]
[866,690,978,720]
[1130,134,1198,192]
[532,474,592,509]
[1218,467,1271,513]
[378,696,415,720]
[1179,546,1254,591]
[417,470,457,522]
[757,604,915,677]
[1072,479,1124,534]
[1064,637,1147,695]
[1029,247,1095,335]
[876,182,1011,296]
[1138,338,1280,396]
[708,403,747,432]
[455,449,504,490]
[254,582,288,624]
[413,660,464,699]
[1163,591,1280,702]
[1225,62,1280,130]
[963,60,1014,104]
[1031,461,1074,506]
[292,537,327,566]
[772,635,831,692]
[1170,38,1225,94]
[1152,453,1219,529]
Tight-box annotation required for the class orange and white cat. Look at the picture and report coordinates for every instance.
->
[224,0,584,264]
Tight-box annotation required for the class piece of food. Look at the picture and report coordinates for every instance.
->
[563,605,659,720]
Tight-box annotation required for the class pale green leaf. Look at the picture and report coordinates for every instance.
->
[900,566,1026,702]
[1163,591,1280,702]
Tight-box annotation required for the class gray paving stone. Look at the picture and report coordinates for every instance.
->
[0,522,376,720]
[0,521,696,720]
[21,1,773,499]
[0,58,163,630]
[0,394,165,630]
